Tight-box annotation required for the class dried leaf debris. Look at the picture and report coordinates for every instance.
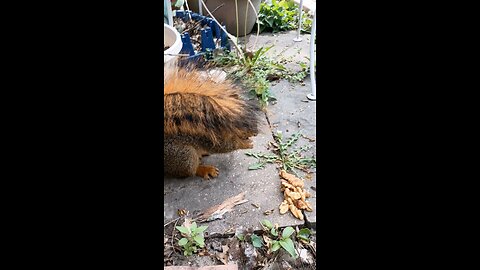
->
[195,192,249,223]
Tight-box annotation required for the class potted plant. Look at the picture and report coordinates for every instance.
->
[185,0,261,37]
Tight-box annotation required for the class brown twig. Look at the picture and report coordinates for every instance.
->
[182,3,223,34]
[308,242,316,258]
[171,216,182,255]
[210,3,225,15]
[164,216,182,227]
[164,53,190,57]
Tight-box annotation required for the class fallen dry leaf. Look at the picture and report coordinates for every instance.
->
[177,208,187,217]
[215,245,229,265]
[263,235,272,246]
[196,192,248,222]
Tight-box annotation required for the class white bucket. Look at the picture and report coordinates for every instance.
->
[164,23,182,63]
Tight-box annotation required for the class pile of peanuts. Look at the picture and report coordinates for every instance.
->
[279,170,313,220]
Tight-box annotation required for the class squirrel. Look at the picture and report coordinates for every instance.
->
[164,61,260,180]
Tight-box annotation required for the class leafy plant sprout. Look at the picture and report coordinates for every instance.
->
[176,221,208,256]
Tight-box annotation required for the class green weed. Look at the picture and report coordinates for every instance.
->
[258,0,313,33]
[246,131,316,176]
[176,221,208,256]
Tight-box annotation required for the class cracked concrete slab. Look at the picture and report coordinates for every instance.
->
[164,116,304,236]
[266,78,317,227]
[248,30,317,226]
[246,30,314,73]
[164,30,317,235]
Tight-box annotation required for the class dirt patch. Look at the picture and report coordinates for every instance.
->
[173,17,204,52]
[173,16,224,54]
[164,220,316,269]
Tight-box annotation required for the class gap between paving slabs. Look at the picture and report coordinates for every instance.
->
[264,77,317,227]
[245,30,317,227]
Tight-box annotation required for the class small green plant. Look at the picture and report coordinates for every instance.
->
[170,0,185,9]
[282,60,310,83]
[260,220,298,258]
[246,131,316,175]
[211,46,282,107]
[251,234,264,248]
[258,0,313,33]
[176,221,208,256]
[236,233,245,241]
[296,228,311,243]
[211,46,311,107]
[234,220,312,260]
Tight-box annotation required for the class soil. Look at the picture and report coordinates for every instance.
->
[164,221,316,269]
[164,45,171,51]
[173,16,221,53]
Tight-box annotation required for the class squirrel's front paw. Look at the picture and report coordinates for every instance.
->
[196,165,219,180]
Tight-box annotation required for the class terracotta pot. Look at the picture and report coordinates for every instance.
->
[186,0,261,37]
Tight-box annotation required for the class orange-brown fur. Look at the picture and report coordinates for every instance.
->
[164,62,260,180]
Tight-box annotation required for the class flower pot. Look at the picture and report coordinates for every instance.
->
[175,10,231,54]
[186,0,261,37]
[164,23,183,63]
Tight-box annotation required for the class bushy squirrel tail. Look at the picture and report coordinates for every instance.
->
[164,62,260,145]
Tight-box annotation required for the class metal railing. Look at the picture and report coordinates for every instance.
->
[294,1,316,100]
